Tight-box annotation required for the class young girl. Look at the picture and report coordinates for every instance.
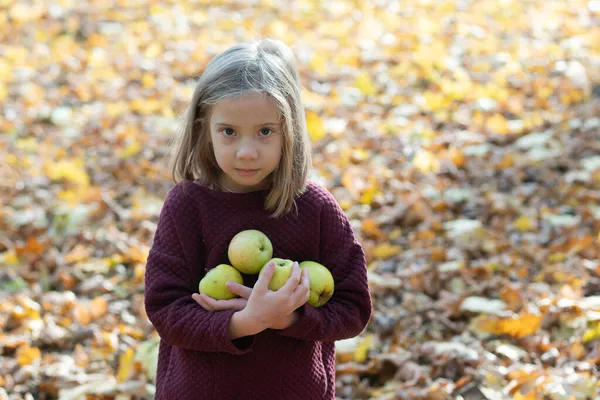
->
[144,39,372,399]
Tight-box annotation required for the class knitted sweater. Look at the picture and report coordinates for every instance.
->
[144,180,372,400]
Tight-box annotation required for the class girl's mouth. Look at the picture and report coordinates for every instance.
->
[236,169,259,176]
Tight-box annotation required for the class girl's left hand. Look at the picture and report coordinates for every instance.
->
[192,280,253,312]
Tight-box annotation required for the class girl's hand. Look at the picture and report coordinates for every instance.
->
[239,261,310,329]
[192,279,254,312]
[270,311,300,330]
[192,293,247,312]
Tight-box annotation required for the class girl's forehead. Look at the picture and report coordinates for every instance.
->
[210,93,281,123]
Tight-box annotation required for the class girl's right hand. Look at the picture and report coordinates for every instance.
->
[239,261,310,329]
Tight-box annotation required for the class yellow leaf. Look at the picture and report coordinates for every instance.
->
[16,137,39,153]
[6,153,17,165]
[141,73,156,88]
[339,199,352,210]
[301,88,326,110]
[116,347,136,383]
[3,250,19,265]
[373,244,402,260]
[9,3,45,22]
[487,113,510,135]
[360,178,379,205]
[413,150,440,173]
[16,345,41,366]
[354,72,376,96]
[309,53,328,75]
[582,322,600,343]
[514,216,533,232]
[130,98,163,115]
[45,159,90,187]
[353,335,373,363]
[119,140,141,159]
[389,229,403,240]
[106,102,129,117]
[423,91,451,111]
[268,20,288,37]
[145,43,162,59]
[306,111,326,141]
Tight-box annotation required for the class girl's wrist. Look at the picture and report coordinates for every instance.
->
[230,310,269,339]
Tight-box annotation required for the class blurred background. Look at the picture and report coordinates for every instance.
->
[1,0,599,399]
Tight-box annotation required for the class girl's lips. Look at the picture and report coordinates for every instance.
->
[236,169,259,176]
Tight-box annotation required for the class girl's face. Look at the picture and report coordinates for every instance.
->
[209,93,283,193]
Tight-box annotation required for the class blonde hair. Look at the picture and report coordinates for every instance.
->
[169,39,312,218]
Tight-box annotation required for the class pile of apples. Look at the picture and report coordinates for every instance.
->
[199,230,334,307]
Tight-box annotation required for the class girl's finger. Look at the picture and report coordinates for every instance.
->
[292,273,310,303]
[254,261,275,293]
[192,293,202,306]
[213,298,247,311]
[226,282,252,299]
[281,262,301,292]
[302,267,310,287]
[193,294,214,311]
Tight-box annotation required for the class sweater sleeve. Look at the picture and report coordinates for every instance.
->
[275,191,372,342]
[144,187,255,354]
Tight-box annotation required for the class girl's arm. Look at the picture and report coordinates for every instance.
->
[273,195,373,342]
[144,188,258,354]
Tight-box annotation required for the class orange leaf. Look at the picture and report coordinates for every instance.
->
[514,391,538,400]
[73,302,91,326]
[16,236,45,256]
[90,297,108,319]
[362,219,385,239]
[496,313,542,338]
[127,246,149,264]
[448,147,466,168]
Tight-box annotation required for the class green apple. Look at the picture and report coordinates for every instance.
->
[199,264,243,300]
[300,261,334,307]
[228,230,273,274]
[259,258,294,291]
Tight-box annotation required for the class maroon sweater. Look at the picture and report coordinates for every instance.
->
[144,180,372,399]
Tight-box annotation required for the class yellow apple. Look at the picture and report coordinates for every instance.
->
[228,230,273,274]
[259,258,294,291]
[199,264,243,300]
[300,261,334,307]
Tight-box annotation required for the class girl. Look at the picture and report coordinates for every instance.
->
[144,39,372,399]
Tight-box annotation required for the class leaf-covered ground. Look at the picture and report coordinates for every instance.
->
[1,0,599,399]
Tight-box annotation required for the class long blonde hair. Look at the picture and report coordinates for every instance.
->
[169,39,312,218]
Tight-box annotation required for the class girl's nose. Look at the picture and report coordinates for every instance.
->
[236,140,258,159]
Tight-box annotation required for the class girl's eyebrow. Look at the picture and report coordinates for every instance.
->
[214,121,280,128]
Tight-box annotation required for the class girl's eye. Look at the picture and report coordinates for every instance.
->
[222,128,235,137]
[259,128,272,136]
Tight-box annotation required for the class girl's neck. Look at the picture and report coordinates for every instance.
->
[215,174,269,194]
